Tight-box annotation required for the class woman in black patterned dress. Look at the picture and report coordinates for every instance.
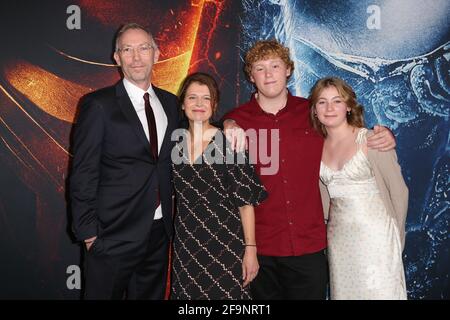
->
[170,73,267,300]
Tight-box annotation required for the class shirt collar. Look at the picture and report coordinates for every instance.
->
[249,90,295,116]
[123,78,156,103]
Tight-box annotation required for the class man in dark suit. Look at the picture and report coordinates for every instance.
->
[70,23,179,299]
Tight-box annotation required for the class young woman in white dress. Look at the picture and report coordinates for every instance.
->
[309,77,408,300]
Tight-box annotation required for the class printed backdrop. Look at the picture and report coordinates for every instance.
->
[0,0,448,299]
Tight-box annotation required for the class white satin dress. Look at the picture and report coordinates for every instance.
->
[320,129,407,300]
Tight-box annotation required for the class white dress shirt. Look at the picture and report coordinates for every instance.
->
[123,78,168,220]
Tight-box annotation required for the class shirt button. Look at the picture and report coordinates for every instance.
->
[286,200,290,204]
[289,221,293,225]
[283,180,288,184]
[281,159,285,163]
[305,130,309,134]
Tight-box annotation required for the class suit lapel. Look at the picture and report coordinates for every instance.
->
[154,86,176,158]
[115,82,153,158]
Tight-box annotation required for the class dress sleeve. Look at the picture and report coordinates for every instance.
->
[225,147,268,208]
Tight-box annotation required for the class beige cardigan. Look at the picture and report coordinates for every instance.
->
[319,130,409,250]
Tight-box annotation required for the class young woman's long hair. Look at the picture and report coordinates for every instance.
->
[309,77,364,137]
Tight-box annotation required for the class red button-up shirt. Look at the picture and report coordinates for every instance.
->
[224,92,326,256]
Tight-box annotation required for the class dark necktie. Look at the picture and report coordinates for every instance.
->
[143,92,160,209]
[143,92,159,160]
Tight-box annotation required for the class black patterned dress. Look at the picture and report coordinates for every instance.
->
[171,130,267,300]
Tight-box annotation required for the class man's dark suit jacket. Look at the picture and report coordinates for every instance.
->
[70,81,179,243]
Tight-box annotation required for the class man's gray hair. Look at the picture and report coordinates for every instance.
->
[115,23,158,51]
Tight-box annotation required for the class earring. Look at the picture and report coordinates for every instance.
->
[347,110,351,116]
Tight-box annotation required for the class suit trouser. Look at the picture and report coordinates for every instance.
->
[84,219,169,300]
[250,249,328,300]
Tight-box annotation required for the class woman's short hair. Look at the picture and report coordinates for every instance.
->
[178,72,220,117]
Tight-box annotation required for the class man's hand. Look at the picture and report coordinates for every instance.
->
[224,119,247,152]
[84,236,97,251]
[367,125,396,151]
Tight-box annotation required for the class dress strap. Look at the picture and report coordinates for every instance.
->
[355,128,368,148]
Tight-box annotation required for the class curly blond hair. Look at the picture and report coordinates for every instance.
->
[244,39,295,79]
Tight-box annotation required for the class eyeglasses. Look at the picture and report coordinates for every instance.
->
[117,44,155,56]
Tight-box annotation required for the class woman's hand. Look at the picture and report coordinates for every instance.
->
[242,246,259,287]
